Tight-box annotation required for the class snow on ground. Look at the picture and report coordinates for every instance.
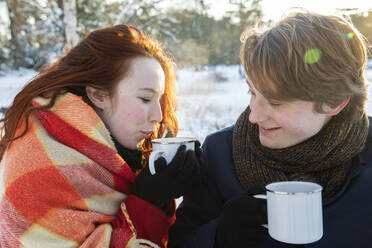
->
[0,68,37,109]
[176,65,249,141]
[1,65,372,142]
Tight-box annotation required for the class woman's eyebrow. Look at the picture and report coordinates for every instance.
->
[138,88,158,94]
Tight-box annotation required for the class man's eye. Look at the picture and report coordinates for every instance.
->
[269,102,281,107]
[248,89,255,96]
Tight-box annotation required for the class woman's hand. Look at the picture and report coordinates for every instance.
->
[131,144,201,207]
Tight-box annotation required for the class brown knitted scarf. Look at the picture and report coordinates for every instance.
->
[233,107,369,200]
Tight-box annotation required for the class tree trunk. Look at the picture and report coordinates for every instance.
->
[6,0,21,69]
[57,0,65,28]
[63,0,79,49]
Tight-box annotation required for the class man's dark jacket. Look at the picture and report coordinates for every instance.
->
[168,117,372,248]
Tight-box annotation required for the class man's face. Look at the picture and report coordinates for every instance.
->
[248,83,331,149]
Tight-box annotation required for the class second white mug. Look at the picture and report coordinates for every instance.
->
[254,181,323,244]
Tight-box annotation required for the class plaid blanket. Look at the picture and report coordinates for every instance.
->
[0,93,173,248]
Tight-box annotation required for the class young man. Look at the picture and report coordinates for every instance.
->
[168,11,372,247]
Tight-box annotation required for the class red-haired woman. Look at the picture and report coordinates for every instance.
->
[0,25,200,248]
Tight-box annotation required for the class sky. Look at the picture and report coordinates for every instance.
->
[207,0,372,21]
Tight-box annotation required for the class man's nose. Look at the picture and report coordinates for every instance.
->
[249,97,269,123]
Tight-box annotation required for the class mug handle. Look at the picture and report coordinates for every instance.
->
[253,194,267,200]
[254,194,268,229]
[149,150,165,175]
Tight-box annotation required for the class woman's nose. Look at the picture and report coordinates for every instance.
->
[150,101,163,123]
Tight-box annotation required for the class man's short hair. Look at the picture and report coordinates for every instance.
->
[241,10,370,120]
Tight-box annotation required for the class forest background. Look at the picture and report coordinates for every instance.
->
[1,0,372,72]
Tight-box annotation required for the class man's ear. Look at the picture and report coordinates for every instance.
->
[324,97,350,116]
[86,86,109,110]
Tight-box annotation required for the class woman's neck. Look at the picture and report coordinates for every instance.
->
[112,137,143,173]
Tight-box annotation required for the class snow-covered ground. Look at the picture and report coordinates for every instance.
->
[1,66,372,142]
[0,68,37,110]
[176,65,249,141]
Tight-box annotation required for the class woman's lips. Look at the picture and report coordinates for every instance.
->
[141,131,153,138]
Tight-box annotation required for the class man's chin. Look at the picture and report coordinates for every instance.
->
[259,138,283,149]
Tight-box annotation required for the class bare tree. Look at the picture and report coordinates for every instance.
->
[62,0,79,48]
[5,0,21,69]
[114,0,163,28]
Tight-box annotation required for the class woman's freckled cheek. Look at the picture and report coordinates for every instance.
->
[128,104,146,121]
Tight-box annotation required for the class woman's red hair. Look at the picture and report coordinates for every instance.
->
[0,24,178,161]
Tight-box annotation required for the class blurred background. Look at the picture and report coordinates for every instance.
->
[0,0,371,141]
[1,0,372,71]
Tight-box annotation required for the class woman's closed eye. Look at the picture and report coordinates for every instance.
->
[139,97,151,103]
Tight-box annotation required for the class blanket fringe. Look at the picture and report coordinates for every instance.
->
[128,238,160,248]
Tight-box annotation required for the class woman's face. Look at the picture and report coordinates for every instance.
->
[248,82,331,149]
[101,57,165,149]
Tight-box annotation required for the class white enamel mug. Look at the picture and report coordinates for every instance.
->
[149,137,196,175]
[254,181,323,244]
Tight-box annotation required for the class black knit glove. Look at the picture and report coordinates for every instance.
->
[194,139,203,166]
[215,187,268,248]
[131,145,200,207]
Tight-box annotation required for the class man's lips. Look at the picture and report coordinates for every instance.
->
[259,126,281,133]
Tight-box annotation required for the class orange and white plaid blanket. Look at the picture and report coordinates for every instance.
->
[0,93,173,248]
